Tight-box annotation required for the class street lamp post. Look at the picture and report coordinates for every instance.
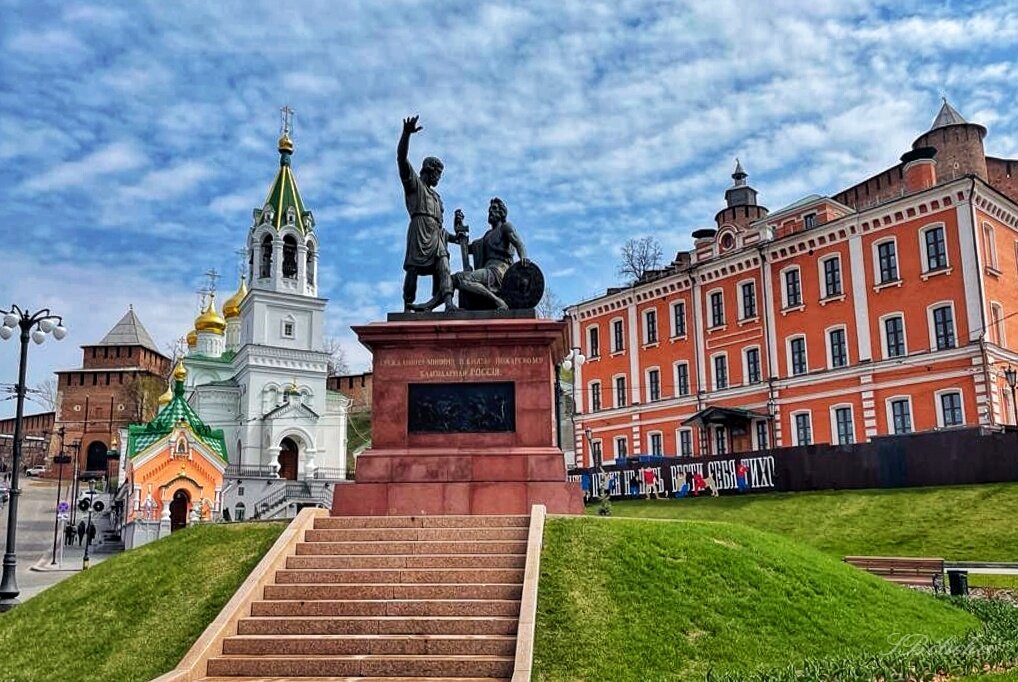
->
[1005,366,1018,426]
[560,348,585,463]
[69,440,81,526]
[81,478,97,570]
[50,427,72,566]
[0,305,66,612]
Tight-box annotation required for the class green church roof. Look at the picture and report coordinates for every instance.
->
[258,134,313,234]
[126,379,228,462]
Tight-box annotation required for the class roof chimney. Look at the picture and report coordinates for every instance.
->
[900,147,937,194]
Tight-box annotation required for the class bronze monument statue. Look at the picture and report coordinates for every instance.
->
[398,115,457,312]
[452,198,532,310]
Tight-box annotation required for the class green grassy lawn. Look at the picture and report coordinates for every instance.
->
[0,521,285,682]
[533,517,980,681]
[597,483,1018,563]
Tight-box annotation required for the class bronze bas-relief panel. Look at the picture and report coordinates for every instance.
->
[408,382,516,433]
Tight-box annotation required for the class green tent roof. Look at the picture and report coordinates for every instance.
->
[126,381,228,462]
[259,137,312,234]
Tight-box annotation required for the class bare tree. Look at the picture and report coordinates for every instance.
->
[32,378,58,412]
[536,287,564,319]
[121,375,167,424]
[617,236,663,284]
[323,336,350,377]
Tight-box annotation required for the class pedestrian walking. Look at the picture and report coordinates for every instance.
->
[64,523,75,546]
[77,520,86,546]
[87,522,97,547]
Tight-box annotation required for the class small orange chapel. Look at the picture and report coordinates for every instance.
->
[118,361,228,549]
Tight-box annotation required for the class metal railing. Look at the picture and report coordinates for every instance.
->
[225,464,277,479]
[252,481,332,519]
[311,467,348,481]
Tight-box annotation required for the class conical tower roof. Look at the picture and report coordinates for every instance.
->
[260,133,312,233]
[96,307,163,355]
[931,97,968,129]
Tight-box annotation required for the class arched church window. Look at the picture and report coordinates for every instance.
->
[260,234,273,278]
[306,244,315,285]
[282,235,298,279]
[248,249,254,282]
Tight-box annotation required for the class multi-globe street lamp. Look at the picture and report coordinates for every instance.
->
[555,348,585,459]
[0,305,67,612]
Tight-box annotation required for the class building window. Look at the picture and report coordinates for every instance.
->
[991,303,1005,345]
[709,291,724,327]
[713,355,728,390]
[282,320,295,338]
[612,319,625,353]
[674,362,690,396]
[890,398,912,434]
[678,429,693,457]
[647,369,661,402]
[932,305,956,350]
[649,432,663,456]
[755,420,769,450]
[234,503,246,522]
[984,223,999,270]
[877,241,899,283]
[745,347,761,384]
[614,436,628,460]
[940,391,963,427]
[590,381,601,412]
[803,213,817,230]
[834,406,854,445]
[614,375,627,408]
[828,328,848,368]
[789,337,807,376]
[823,257,842,298]
[590,439,603,467]
[644,309,658,344]
[884,315,906,357]
[587,326,599,358]
[784,268,802,308]
[924,225,948,271]
[794,413,812,446]
[714,426,728,455]
[672,301,686,337]
[740,281,757,319]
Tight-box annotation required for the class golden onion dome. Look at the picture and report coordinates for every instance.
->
[172,359,187,382]
[278,133,294,154]
[194,293,226,335]
[157,385,173,405]
[186,329,197,348]
[223,277,248,319]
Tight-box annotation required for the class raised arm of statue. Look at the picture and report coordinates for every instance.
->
[397,115,422,189]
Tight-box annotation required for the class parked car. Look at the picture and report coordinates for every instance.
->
[25,466,48,477]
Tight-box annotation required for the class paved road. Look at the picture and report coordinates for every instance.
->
[0,477,112,603]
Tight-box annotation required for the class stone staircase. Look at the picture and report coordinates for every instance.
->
[201,514,532,681]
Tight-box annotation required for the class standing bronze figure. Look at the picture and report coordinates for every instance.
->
[398,115,457,312]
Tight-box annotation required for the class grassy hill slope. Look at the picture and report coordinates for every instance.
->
[0,522,285,682]
[533,517,980,681]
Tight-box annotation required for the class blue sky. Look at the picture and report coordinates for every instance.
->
[2,0,1018,417]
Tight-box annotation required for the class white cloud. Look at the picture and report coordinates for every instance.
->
[21,142,148,192]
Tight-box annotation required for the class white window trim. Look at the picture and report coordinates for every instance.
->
[742,345,762,385]
[642,307,659,346]
[878,311,908,360]
[612,373,627,409]
[645,366,662,402]
[786,334,809,377]
[610,317,625,353]
[919,222,950,275]
[710,351,729,391]
[752,419,769,450]
[712,424,729,455]
[281,315,296,339]
[829,403,855,445]
[673,361,690,396]
[676,427,694,457]
[825,324,850,369]
[990,302,1006,346]
[790,410,813,446]
[588,380,602,411]
[613,435,628,460]
[589,438,604,467]
[670,299,687,339]
[737,278,758,322]
[926,300,958,352]
[647,430,664,456]
[818,254,843,299]
[586,324,601,358]
[885,395,915,435]
[934,388,966,428]
[780,265,804,311]
[983,222,999,271]
[706,288,726,329]
[872,236,901,287]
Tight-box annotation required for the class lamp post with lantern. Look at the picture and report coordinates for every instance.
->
[556,348,585,459]
[1005,366,1018,426]
[0,305,67,612]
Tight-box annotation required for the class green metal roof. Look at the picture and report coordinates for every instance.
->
[260,140,312,234]
[126,381,228,462]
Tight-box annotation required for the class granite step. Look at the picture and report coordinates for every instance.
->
[294,540,527,556]
[222,633,516,656]
[250,599,521,618]
[312,515,530,529]
[206,654,514,678]
[285,553,526,570]
[262,583,523,601]
[303,527,530,543]
[236,616,519,636]
[274,568,525,585]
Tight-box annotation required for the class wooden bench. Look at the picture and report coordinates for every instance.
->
[844,556,945,587]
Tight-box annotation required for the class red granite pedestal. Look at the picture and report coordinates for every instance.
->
[332,316,584,516]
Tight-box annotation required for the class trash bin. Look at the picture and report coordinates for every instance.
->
[947,570,969,596]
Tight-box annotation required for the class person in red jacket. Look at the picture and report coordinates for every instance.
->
[642,468,658,499]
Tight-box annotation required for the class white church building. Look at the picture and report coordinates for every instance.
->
[180,125,349,520]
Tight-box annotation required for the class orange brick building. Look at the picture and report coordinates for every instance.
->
[565,100,1018,467]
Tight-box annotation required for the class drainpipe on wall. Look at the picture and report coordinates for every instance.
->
[969,176,996,426]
